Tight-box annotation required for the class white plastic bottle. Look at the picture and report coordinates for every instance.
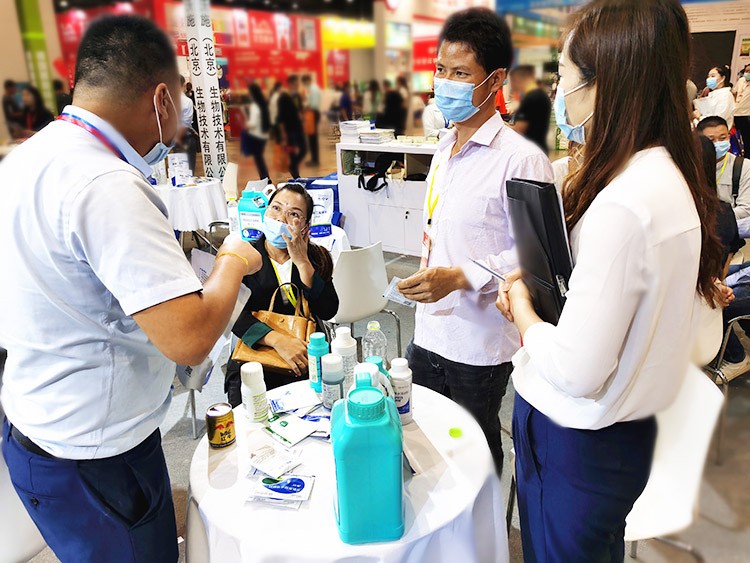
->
[331,327,357,394]
[362,321,387,361]
[321,353,345,409]
[227,197,240,234]
[389,358,413,424]
[241,362,268,422]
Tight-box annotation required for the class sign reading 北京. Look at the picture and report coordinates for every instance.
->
[184,0,228,179]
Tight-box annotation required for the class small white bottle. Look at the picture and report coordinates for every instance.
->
[331,327,357,394]
[227,198,240,234]
[321,353,345,409]
[241,362,268,422]
[389,358,413,424]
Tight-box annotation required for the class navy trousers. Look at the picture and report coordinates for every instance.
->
[2,419,178,563]
[512,394,656,563]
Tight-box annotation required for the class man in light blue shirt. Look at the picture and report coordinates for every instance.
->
[0,16,261,562]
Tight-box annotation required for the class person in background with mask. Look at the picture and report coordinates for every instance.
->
[0,17,261,562]
[497,0,723,559]
[697,116,750,220]
[694,65,735,132]
[225,184,339,405]
[733,63,750,150]
[397,7,553,476]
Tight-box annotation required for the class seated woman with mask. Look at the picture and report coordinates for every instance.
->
[225,184,339,406]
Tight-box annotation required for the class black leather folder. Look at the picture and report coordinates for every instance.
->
[506,178,573,324]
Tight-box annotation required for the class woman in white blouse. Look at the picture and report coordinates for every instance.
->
[497,0,723,560]
[694,65,735,129]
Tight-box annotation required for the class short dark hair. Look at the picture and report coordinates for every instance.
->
[74,15,177,97]
[53,79,64,91]
[438,8,513,74]
[301,75,311,82]
[510,65,535,79]
[4,79,16,90]
[697,115,729,132]
[287,74,299,85]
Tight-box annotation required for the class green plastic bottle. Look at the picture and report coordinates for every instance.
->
[331,370,404,544]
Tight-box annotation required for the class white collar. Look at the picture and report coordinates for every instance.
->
[60,105,152,178]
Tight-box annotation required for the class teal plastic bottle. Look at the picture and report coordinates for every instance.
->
[307,333,328,393]
[237,190,268,241]
[331,372,404,544]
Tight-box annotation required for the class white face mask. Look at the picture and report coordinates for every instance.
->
[144,90,178,166]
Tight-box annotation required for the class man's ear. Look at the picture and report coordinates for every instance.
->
[153,83,170,119]
[491,69,507,93]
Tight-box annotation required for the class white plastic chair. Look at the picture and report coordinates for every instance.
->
[328,242,402,357]
[625,364,724,561]
[222,162,239,201]
[0,441,47,563]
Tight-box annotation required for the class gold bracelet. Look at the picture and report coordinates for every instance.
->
[216,251,249,271]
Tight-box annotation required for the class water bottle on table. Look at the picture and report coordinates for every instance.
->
[362,321,387,363]
[227,197,240,234]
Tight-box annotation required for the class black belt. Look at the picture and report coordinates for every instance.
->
[10,425,56,459]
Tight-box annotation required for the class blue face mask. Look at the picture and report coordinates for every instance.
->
[554,82,593,145]
[714,140,731,159]
[144,90,178,166]
[744,73,750,83]
[433,71,495,124]
[706,77,719,91]
[263,216,290,248]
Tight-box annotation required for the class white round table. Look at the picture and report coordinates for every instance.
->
[153,178,227,232]
[186,382,508,563]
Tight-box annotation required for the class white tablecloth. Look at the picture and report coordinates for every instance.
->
[154,178,227,231]
[186,382,508,563]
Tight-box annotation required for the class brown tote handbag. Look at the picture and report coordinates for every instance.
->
[232,283,316,375]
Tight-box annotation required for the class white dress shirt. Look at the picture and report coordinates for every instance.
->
[696,87,735,129]
[734,77,750,117]
[512,147,706,429]
[422,99,448,138]
[0,105,203,459]
[414,112,553,366]
[244,102,268,140]
[717,153,750,220]
[181,93,194,129]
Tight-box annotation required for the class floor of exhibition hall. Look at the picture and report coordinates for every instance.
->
[25,135,750,563]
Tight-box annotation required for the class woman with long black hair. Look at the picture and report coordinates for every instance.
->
[497,0,723,560]
[241,82,271,180]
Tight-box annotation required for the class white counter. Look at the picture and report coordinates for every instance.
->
[335,141,438,257]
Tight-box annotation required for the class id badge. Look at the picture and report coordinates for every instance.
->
[420,231,432,270]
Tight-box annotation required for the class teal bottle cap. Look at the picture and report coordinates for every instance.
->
[348,388,385,420]
[365,356,384,369]
[310,333,326,344]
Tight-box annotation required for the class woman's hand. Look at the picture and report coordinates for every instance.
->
[495,268,523,322]
[716,280,735,308]
[268,332,308,377]
[283,222,311,267]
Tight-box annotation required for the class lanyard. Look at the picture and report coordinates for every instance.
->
[57,113,126,162]
[270,260,297,307]
[426,164,441,228]
[717,154,730,184]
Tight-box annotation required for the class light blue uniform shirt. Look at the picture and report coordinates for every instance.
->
[0,106,202,459]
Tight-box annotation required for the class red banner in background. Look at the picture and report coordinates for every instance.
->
[413,37,438,72]
[56,1,323,93]
[326,50,350,87]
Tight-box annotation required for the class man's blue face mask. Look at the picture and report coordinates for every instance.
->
[433,71,496,124]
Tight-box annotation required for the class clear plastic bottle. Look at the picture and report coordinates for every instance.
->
[362,321,387,362]
[321,353,345,409]
[227,197,240,234]
[331,327,357,394]
[240,362,268,422]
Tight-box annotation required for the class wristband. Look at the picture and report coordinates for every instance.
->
[217,251,249,272]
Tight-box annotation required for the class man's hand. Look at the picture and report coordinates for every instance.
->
[397,267,470,303]
[217,233,262,275]
[495,268,523,322]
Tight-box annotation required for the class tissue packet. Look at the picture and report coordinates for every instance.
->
[383,277,417,308]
